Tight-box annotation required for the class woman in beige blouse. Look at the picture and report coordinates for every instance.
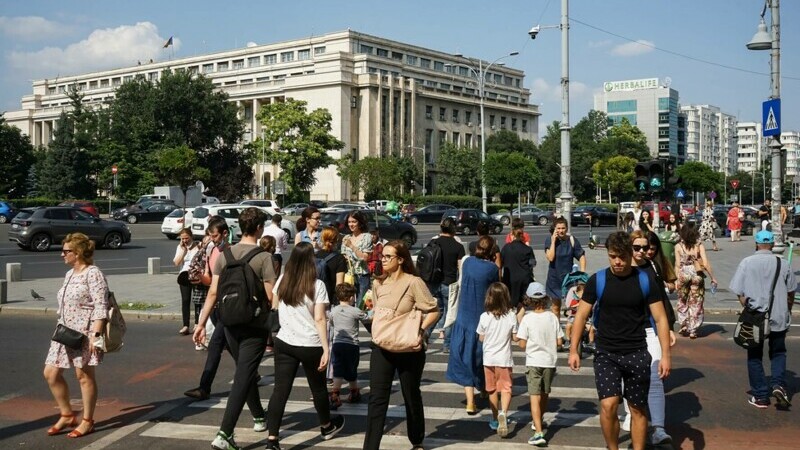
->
[363,240,440,450]
[43,233,109,438]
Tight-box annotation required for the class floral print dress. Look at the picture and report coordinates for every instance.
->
[45,266,109,369]
[675,243,704,335]
[699,207,717,242]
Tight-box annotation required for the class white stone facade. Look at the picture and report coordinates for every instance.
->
[736,121,766,173]
[5,30,539,201]
[681,104,738,174]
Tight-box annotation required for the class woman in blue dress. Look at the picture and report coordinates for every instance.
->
[544,217,586,316]
[446,235,499,414]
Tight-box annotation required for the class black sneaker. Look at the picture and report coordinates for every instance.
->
[773,386,792,407]
[264,438,281,450]
[748,396,770,409]
[184,387,210,401]
[321,415,345,440]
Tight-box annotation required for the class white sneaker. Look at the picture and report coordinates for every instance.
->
[621,414,631,432]
[650,426,672,445]
[253,417,267,432]
[195,343,206,351]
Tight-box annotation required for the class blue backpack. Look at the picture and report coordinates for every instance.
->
[593,267,655,331]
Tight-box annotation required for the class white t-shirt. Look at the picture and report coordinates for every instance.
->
[274,277,329,347]
[476,311,518,367]
[175,245,198,273]
[517,310,564,368]
[262,223,288,255]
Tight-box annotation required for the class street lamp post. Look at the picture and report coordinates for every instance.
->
[407,145,427,196]
[747,0,784,252]
[448,52,519,213]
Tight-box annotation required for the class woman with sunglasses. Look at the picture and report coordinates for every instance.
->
[621,230,676,445]
[295,207,322,250]
[43,233,109,438]
[363,240,439,450]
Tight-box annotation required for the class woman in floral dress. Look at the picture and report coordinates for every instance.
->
[43,232,109,438]
[698,201,719,251]
[342,211,373,303]
[674,225,717,339]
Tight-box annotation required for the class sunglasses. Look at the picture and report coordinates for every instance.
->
[632,245,648,252]
[61,249,74,255]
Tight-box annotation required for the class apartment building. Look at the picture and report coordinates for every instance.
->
[5,30,540,201]
[681,104,738,174]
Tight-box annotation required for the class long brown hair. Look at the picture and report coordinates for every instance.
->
[276,242,317,307]
[485,282,512,318]
[376,240,417,281]
[647,231,677,283]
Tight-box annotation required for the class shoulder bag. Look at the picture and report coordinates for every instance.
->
[51,273,86,349]
[371,277,422,352]
[733,256,781,349]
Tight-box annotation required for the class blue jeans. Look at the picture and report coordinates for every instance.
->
[427,282,452,349]
[747,329,787,401]
[356,274,371,306]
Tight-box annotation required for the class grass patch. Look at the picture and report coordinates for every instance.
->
[119,302,165,311]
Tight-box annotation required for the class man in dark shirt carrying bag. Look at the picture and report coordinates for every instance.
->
[568,232,671,450]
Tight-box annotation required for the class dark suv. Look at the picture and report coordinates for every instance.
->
[442,209,503,235]
[319,209,417,248]
[9,207,132,252]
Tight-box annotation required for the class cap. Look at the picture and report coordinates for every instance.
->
[525,282,547,299]
[755,230,774,244]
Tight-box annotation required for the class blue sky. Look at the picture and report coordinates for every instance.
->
[1,0,798,139]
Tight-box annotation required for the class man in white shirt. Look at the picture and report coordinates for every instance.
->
[262,214,288,275]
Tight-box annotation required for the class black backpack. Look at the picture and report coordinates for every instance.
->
[217,247,269,327]
[416,239,443,283]
[315,252,337,285]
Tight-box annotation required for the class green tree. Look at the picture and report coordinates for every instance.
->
[258,99,343,200]
[155,145,212,207]
[598,117,650,161]
[337,156,403,200]
[592,156,637,202]
[534,121,561,203]
[676,161,723,197]
[485,129,537,157]
[0,115,35,197]
[434,143,481,196]
[484,152,540,200]
[570,110,608,201]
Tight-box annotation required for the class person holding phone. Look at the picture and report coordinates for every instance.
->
[544,217,586,317]
[295,207,322,251]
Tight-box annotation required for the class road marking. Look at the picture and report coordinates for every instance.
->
[188,398,606,426]
[78,398,185,450]
[141,423,606,449]
[704,320,800,328]
[259,359,594,376]
[0,391,24,404]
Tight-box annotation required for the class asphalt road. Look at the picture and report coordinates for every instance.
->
[1,313,798,449]
[0,222,615,279]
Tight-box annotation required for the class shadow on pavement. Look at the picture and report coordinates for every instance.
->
[665,391,705,450]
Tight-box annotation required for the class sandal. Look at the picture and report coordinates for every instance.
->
[465,403,478,415]
[67,418,95,438]
[689,333,697,340]
[47,413,77,436]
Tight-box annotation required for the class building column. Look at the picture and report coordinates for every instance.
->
[387,74,394,157]
[252,98,259,140]
[399,77,405,154]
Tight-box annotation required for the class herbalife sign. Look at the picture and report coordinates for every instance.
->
[604,78,659,92]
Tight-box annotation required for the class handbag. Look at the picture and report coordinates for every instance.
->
[371,279,421,352]
[101,291,126,352]
[734,256,780,349]
[344,258,355,285]
[177,271,190,286]
[52,323,86,349]
[444,255,468,329]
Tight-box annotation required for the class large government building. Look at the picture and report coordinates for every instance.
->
[5,30,540,202]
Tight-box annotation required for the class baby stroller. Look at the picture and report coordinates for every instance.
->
[561,269,593,359]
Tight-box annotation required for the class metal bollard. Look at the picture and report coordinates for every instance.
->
[5,263,21,282]
[148,257,161,275]
[0,279,6,304]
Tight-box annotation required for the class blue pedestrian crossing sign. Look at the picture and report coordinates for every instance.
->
[763,98,781,137]
[675,188,685,199]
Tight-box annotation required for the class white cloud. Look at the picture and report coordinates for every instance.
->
[588,39,611,49]
[0,16,72,40]
[7,22,179,78]
[531,77,589,103]
[611,40,655,57]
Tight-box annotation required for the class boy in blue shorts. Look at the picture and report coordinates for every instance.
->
[329,283,368,409]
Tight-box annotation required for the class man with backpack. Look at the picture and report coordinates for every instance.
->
[419,217,464,354]
[729,230,796,409]
[194,207,278,450]
[567,231,671,450]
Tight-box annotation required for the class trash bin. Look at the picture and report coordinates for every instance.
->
[658,230,679,266]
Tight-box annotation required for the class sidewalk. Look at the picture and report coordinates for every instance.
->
[2,236,798,320]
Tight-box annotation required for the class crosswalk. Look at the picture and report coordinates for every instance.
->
[136,332,617,449]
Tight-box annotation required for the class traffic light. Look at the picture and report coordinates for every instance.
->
[634,162,650,193]
[665,161,681,187]
[649,160,664,192]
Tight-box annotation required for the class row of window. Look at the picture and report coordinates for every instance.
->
[367,68,525,104]
[357,43,522,88]
[423,105,528,131]
[425,129,479,150]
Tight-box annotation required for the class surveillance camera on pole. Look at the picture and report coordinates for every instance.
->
[528,25,540,39]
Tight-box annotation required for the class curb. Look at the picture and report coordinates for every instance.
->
[0,305,182,321]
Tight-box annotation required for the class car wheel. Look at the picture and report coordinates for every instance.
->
[165,234,177,240]
[462,226,472,235]
[283,228,292,239]
[410,216,419,225]
[127,215,138,224]
[592,217,600,227]
[30,233,51,252]
[538,216,548,226]
[493,225,503,234]
[0,215,7,224]
[400,232,414,249]
[500,216,510,226]
[104,232,124,249]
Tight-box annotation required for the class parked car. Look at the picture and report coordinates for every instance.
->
[571,206,617,227]
[687,206,756,236]
[161,207,195,240]
[191,204,296,242]
[111,199,175,218]
[309,200,328,209]
[319,209,417,248]
[322,203,369,212]
[367,200,392,211]
[9,207,131,252]
[282,203,309,216]
[404,204,455,225]
[0,201,19,223]
[112,202,179,224]
[491,205,555,227]
[239,199,281,215]
[619,202,637,215]
[441,209,503,235]
[58,201,99,217]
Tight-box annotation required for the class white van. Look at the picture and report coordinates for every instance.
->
[367,200,391,211]
[191,204,296,242]
[619,202,637,214]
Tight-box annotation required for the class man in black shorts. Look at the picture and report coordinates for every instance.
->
[567,232,671,450]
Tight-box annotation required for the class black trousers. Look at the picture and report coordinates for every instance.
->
[363,345,426,450]
[266,338,330,435]
[179,281,193,327]
[199,309,229,393]
[220,325,267,435]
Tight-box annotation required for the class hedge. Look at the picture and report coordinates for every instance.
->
[7,198,130,215]
[395,195,619,215]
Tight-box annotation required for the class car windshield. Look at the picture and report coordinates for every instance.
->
[166,208,184,218]
[193,207,209,219]
[15,210,33,220]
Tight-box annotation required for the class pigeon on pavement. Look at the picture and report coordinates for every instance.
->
[31,289,46,301]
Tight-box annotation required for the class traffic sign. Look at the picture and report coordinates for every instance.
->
[675,188,685,199]
[111,164,118,174]
[731,194,739,202]
[730,179,739,189]
[709,191,717,200]
[763,98,781,137]
[272,180,286,195]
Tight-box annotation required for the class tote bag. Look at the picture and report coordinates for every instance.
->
[371,279,421,352]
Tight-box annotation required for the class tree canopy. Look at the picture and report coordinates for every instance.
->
[676,161,723,194]
[434,143,481,196]
[592,155,638,201]
[0,115,35,197]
